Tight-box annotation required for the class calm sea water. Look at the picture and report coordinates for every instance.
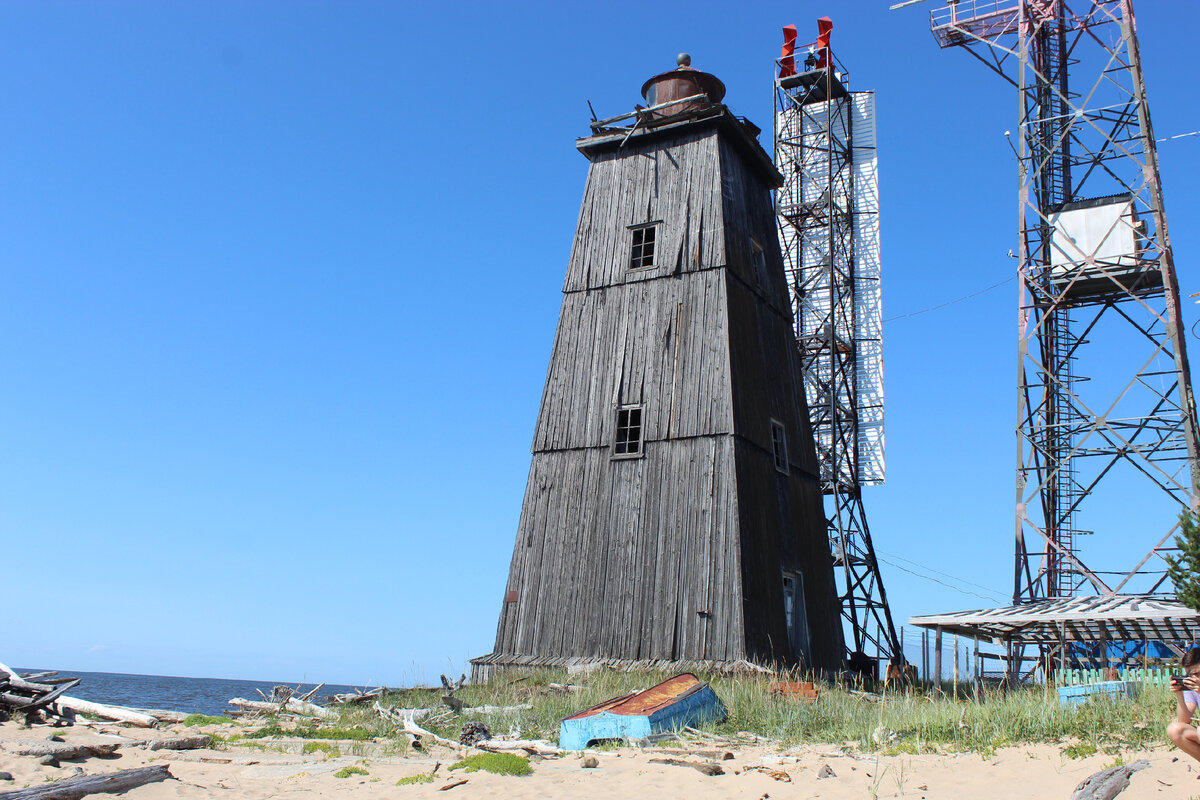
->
[17,668,372,718]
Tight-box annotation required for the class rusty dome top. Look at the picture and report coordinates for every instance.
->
[640,55,726,110]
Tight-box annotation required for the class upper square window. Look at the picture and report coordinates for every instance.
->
[629,224,657,270]
[770,418,789,474]
[614,405,644,458]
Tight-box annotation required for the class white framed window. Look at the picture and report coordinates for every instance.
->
[770,418,789,474]
[613,405,644,458]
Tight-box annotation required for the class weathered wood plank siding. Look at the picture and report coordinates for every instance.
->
[484,109,842,673]
[563,129,726,294]
[533,270,733,451]
[495,441,745,661]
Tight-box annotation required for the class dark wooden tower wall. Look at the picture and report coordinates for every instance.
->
[475,68,843,677]
[718,133,846,665]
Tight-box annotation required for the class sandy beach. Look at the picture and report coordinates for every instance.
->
[1,718,1196,799]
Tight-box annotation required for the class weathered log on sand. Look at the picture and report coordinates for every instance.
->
[0,764,172,800]
[227,697,334,719]
[397,714,560,757]
[129,708,190,724]
[0,741,120,759]
[475,738,561,756]
[1071,759,1149,800]
[648,758,724,776]
[401,716,467,750]
[133,736,212,752]
[0,662,81,716]
[0,662,56,694]
[53,697,158,728]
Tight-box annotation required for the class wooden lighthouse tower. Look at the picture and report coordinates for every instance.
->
[472,57,844,679]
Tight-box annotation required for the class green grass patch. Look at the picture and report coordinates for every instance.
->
[448,753,532,777]
[183,714,234,726]
[333,766,369,778]
[301,741,340,756]
[1062,741,1098,759]
[244,719,374,741]
[232,741,266,751]
[396,773,436,785]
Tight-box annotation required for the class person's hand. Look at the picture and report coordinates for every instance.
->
[1172,674,1198,693]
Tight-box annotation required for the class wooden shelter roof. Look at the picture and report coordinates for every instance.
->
[909,595,1200,645]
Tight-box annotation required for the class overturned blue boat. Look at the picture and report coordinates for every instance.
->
[558,673,726,750]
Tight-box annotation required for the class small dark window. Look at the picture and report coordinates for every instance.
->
[614,406,644,458]
[750,238,767,285]
[770,419,789,474]
[629,225,656,270]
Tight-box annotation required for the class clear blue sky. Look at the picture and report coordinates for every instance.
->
[3,1,1199,685]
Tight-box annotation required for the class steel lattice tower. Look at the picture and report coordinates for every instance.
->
[919,0,1200,671]
[774,41,902,673]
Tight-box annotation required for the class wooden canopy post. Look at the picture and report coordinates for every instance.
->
[952,634,960,697]
[973,636,981,701]
[933,628,943,696]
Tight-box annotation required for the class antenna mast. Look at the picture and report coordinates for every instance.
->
[919,0,1200,679]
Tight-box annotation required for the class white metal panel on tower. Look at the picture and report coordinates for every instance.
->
[776,91,884,486]
[851,92,884,485]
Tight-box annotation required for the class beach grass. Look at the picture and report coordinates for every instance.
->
[396,772,436,785]
[223,668,1173,757]
[301,741,340,756]
[367,668,1173,755]
[182,714,234,727]
[448,752,532,776]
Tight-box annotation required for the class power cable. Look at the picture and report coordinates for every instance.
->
[877,549,1010,600]
[884,275,1014,323]
[1158,130,1200,143]
[875,556,1008,604]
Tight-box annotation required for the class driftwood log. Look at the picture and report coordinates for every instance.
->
[0,662,81,720]
[475,738,560,756]
[1070,759,1149,800]
[0,765,172,800]
[0,662,157,729]
[0,741,120,760]
[53,697,157,728]
[227,697,334,719]
[133,735,212,751]
[332,687,385,705]
[648,758,724,776]
[397,714,561,756]
[128,708,190,724]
